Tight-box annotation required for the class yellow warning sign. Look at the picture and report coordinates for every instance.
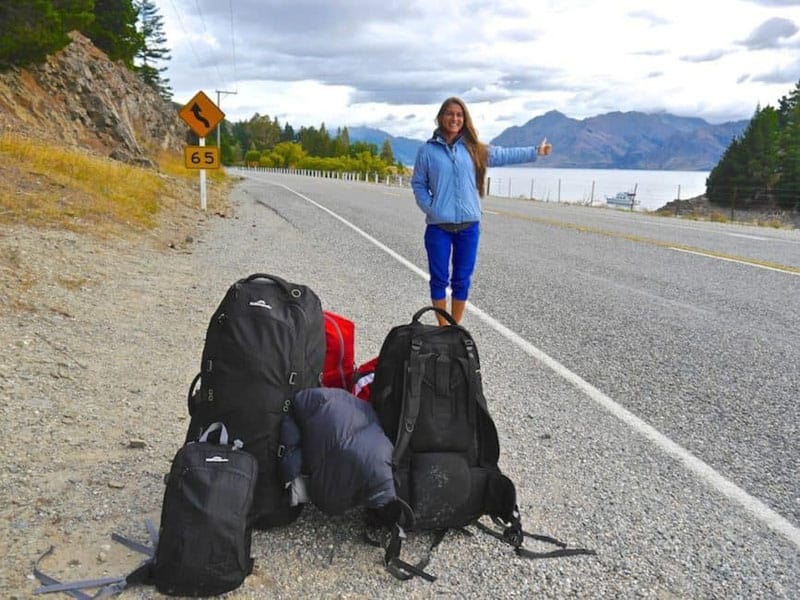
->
[184,145,220,169]
[178,91,225,138]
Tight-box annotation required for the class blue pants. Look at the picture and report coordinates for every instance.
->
[424,223,480,301]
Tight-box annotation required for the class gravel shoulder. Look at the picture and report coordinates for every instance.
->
[0,197,220,597]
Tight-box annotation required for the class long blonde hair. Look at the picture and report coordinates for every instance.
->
[436,97,489,197]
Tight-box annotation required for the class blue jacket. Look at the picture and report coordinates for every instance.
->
[411,132,540,225]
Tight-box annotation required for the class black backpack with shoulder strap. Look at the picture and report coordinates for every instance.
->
[369,307,595,580]
[186,273,326,529]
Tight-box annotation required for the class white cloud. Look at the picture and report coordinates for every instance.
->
[737,17,800,48]
[155,0,800,140]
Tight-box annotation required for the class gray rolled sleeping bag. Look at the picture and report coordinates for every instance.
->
[280,387,398,515]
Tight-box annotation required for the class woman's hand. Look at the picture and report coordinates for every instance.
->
[537,137,552,156]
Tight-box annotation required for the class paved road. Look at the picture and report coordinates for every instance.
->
[221,170,800,597]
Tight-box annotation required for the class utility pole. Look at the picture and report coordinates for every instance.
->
[215,89,237,148]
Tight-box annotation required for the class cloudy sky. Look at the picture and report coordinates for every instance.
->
[155,0,800,141]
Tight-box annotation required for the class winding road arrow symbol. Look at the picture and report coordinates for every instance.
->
[190,103,210,128]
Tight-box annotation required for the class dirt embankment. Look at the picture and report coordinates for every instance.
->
[655,195,800,229]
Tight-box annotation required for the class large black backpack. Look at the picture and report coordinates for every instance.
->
[370,307,595,580]
[186,273,326,529]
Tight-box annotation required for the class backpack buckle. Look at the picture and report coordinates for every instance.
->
[503,523,524,548]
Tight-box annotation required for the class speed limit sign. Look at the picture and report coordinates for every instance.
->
[184,145,220,169]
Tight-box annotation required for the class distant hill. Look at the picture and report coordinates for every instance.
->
[349,111,749,172]
[346,126,424,167]
[490,110,748,171]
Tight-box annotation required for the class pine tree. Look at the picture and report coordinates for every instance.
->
[776,85,800,210]
[280,123,296,142]
[86,0,142,67]
[135,0,171,99]
[707,137,745,206]
[332,127,350,157]
[706,81,800,210]
[380,139,395,164]
[0,0,93,68]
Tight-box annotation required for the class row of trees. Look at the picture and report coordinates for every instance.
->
[218,114,403,175]
[707,80,800,211]
[0,0,171,98]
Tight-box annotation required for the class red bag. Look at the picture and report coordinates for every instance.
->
[352,356,378,402]
[322,311,355,390]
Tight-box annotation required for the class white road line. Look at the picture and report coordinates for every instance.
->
[726,233,769,241]
[269,179,800,550]
[669,247,800,275]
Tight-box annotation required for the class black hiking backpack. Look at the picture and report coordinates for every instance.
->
[186,273,326,529]
[369,307,595,580]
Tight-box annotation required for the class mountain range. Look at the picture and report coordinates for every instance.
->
[349,110,749,171]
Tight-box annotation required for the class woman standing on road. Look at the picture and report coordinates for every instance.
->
[411,96,550,325]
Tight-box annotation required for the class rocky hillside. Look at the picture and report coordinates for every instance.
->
[0,31,185,165]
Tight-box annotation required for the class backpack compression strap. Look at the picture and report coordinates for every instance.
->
[476,511,597,559]
[33,520,158,597]
[383,523,437,582]
[391,338,424,465]
[364,498,437,582]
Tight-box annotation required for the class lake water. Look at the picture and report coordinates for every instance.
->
[486,167,710,211]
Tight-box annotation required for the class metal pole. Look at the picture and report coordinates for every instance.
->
[215,89,238,148]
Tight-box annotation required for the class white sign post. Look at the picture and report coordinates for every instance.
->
[178,91,225,210]
[199,136,207,211]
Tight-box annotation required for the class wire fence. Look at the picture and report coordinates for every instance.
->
[239,166,799,220]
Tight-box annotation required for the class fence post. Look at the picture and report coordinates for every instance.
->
[558,179,561,202]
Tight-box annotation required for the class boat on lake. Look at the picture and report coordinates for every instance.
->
[606,190,639,207]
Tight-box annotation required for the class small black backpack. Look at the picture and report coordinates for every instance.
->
[152,422,258,596]
[369,307,595,580]
[186,273,326,529]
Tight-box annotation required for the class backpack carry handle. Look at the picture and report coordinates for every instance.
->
[199,422,229,445]
[242,273,297,297]
[412,306,458,327]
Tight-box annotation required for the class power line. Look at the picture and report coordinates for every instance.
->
[193,0,227,89]
[229,0,238,91]
[168,0,203,78]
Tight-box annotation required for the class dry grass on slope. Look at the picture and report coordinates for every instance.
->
[0,134,233,312]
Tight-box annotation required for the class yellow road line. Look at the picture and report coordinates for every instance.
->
[489,209,800,276]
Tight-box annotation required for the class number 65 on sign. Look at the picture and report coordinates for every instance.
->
[184,146,220,169]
